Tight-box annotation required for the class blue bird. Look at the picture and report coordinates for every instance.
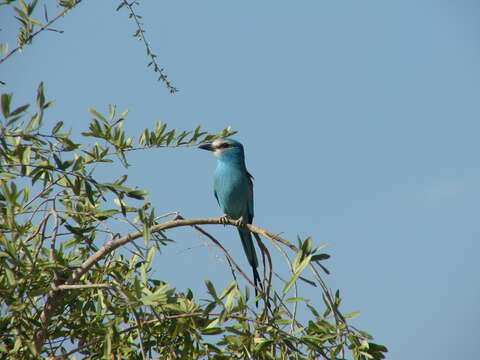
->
[199,138,261,295]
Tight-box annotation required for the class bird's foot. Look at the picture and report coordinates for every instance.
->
[219,215,230,225]
[233,216,245,227]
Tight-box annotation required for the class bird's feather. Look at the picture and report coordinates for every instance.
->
[246,171,254,223]
[201,139,261,303]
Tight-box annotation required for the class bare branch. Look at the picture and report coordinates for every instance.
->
[268,235,299,334]
[50,206,61,284]
[53,283,111,290]
[119,0,177,93]
[253,233,273,309]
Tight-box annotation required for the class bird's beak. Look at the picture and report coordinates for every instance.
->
[198,143,214,151]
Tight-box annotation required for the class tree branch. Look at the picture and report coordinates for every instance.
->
[119,0,177,93]
[52,283,111,290]
[0,1,83,65]
[32,216,331,354]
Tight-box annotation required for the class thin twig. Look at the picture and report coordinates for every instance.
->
[32,216,339,353]
[268,235,299,334]
[177,215,248,288]
[112,279,147,360]
[25,212,51,244]
[50,206,61,284]
[0,1,83,65]
[154,211,179,221]
[55,310,297,359]
[253,233,273,310]
[52,283,111,290]
[120,0,177,93]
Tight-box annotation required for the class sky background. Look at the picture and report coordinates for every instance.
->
[2,1,480,358]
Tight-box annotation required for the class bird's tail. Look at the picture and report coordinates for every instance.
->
[238,227,261,300]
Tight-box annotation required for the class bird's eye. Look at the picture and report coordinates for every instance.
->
[218,143,230,149]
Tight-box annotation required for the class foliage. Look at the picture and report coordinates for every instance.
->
[0,1,388,359]
[0,0,176,92]
[0,85,387,359]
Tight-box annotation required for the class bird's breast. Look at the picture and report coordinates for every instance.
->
[214,164,249,219]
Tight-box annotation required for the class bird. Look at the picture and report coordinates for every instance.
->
[199,138,261,299]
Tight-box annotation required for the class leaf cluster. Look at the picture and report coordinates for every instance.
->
[1,1,387,358]
[1,0,175,94]
[0,84,387,359]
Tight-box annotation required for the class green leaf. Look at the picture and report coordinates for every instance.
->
[36,82,45,108]
[84,181,95,205]
[95,209,118,220]
[26,112,39,132]
[311,253,330,262]
[140,285,168,306]
[88,108,107,123]
[105,182,132,192]
[117,109,129,122]
[285,297,310,303]
[219,280,237,300]
[114,197,127,216]
[0,43,8,57]
[283,272,300,294]
[115,174,128,185]
[5,267,16,285]
[306,304,320,319]
[0,172,16,181]
[254,338,274,352]
[53,153,63,169]
[21,145,31,165]
[201,327,224,335]
[357,329,373,340]
[1,93,12,118]
[10,103,29,116]
[31,168,44,184]
[294,254,312,274]
[205,318,219,329]
[224,292,234,312]
[142,224,151,244]
[364,342,388,353]
[301,236,312,253]
[299,276,317,287]
[52,121,63,134]
[344,311,360,319]
[359,351,375,359]
[127,189,148,200]
[6,114,24,127]
[59,0,76,9]
[145,246,155,267]
[108,104,116,121]
[205,279,218,300]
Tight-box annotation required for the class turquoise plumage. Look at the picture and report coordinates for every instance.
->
[199,138,261,294]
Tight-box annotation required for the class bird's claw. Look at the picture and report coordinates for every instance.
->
[219,215,229,225]
[219,215,244,227]
[234,216,245,227]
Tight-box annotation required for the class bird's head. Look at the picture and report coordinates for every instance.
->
[198,138,245,161]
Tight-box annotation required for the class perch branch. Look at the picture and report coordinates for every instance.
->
[32,216,332,353]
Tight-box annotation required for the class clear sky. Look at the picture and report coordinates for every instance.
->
[2,1,480,359]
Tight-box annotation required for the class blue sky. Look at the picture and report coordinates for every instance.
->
[2,1,480,358]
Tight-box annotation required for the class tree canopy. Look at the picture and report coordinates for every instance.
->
[0,1,388,359]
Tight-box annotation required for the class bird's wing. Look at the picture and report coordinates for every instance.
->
[214,189,220,207]
[246,170,254,223]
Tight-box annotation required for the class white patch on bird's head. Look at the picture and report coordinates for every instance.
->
[212,139,232,157]
[212,139,222,148]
